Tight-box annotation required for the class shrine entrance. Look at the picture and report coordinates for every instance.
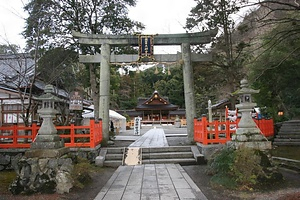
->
[72,30,216,142]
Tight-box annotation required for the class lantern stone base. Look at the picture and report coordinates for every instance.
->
[230,132,272,150]
[30,134,65,149]
[228,140,272,150]
[233,131,265,142]
[30,141,64,149]
[25,147,70,158]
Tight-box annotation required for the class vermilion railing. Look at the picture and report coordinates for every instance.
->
[0,118,102,149]
[194,116,274,145]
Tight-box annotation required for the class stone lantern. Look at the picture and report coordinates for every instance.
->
[12,85,74,195]
[26,84,69,157]
[231,79,271,150]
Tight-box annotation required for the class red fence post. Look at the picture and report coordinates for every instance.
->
[225,120,229,141]
[31,121,38,142]
[89,118,95,148]
[12,123,18,147]
[70,123,75,146]
[99,118,103,143]
[202,116,208,145]
[194,118,198,142]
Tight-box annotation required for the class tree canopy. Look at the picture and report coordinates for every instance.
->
[185,0,251,111]
[250,10,300,120]
[23,0,144,52]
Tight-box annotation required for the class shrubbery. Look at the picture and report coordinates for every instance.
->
[207,146,282,190]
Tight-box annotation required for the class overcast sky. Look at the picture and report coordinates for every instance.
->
[0,0,196,53]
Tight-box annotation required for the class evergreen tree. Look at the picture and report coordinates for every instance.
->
[186,0,251,110]
[23,0,144,118]
[250,16,300,120]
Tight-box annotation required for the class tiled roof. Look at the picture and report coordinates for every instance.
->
[0,53,35,89]
[136,91,178,111]
[0,53,69,99]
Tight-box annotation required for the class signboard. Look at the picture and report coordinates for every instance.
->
[133,117,141,135]
[138,35,154,62]
[69,91,83,110]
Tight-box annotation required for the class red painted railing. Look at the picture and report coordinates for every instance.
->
[0,118,102,149]
[194,116,274,145]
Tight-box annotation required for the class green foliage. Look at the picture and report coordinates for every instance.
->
[208,147,235,176]
[71,158,93,189]
[23,0,144,110]
[249,12,300,120]
[37,47,78,91]
[186,0,251,104]
[231,148,263,188]
[23,0,144,52]
[0,170,17,194]
[116,64,185,110]
[207,147,266,190]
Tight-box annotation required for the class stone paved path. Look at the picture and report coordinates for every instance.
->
[94,164,207,200]
[94,128,207,200]
[129,128,168,147]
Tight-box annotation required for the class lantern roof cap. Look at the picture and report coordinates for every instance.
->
[237,79,259,95]
[36,84,62,101]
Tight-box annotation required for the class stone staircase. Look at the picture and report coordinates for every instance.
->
[100,146,204,167]
[273,120,300,146]
[101,147,125,167]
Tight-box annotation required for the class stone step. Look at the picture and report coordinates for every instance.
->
[278,129,300,134]
[102,146,205,167]
[275,135,300,139]
[101,148,125,167]
[280,120,300,124]
[142,146,192,153]
[103,160,122,167]
[105,147,125,154]
[142,158,197,165]
[142,152,194,159]
[273,141,300,146]
[274,138,300,142]
[105,154,124,160]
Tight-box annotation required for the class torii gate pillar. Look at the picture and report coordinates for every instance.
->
[182,43,195,142]
[99,43,111,141]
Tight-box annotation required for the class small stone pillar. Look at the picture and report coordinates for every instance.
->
[10,85,73,195]
[174,115,181,128]
[231,79,271,150]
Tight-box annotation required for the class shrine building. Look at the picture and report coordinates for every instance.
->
[117,91,186,125]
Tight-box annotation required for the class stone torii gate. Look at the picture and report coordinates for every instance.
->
[72,30,216,142]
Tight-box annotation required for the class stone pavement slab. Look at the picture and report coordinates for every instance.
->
[94,163,207,200]
[129,128,168,147]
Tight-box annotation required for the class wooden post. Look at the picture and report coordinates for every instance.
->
[89,118,95,148]
[99,43,111,142]
[181,43,195,143]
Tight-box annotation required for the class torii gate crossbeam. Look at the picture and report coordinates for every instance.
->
[73,30,216,143]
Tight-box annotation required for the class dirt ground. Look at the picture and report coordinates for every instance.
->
[1,136,300,200]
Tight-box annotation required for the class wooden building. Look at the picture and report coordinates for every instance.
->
[118,91,186,125]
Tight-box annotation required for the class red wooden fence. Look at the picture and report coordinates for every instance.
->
[0,118,102,149]
[194,116,274,145]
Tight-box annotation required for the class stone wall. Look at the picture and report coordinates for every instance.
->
[0,145,101,171]
[9,156,73,194]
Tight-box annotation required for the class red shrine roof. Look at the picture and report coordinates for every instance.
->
[135,90,178,111]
